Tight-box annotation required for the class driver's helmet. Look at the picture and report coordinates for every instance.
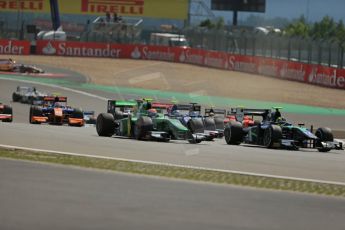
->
[147,108,158,117]
[271,110,282,122]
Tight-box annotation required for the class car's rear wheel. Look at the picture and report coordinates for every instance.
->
[12,93,19,102]
[224,121,243,145]
[214,117,225,130]
[187,118,204,133]
[315,127,333,152]
[204,117,216,131]
[72,108,84,118]
[263,125,282,148]
[134,116,153,140]
[69,109,84,127]
[114,110,124,120]
[96,113,115,137]
[29,106,42,124]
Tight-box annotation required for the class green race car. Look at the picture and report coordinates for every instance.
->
[96,99,205,143]
[224,107,343,152]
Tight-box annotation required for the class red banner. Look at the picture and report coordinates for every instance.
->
[0,40,30,55]
[35,40,345,90]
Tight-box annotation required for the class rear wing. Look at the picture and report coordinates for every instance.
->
[107,100,137,113]
[205,108,226,116]
[83,111,95,116]
[174,103,201,112]
[228,108,271,116]
[151,102,173,109]
[43,96,67,102]
[228,108,271,122]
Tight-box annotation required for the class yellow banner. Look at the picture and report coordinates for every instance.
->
[0,0,188,20]
[0,0,50,12]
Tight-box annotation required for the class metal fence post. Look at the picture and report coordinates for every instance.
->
[298,38,302,62]
[318,40,323,65]
[287,37,291,61]
[339,43,344,69]
[328,41,332,67]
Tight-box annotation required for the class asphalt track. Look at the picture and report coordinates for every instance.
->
[1,159,345,230]
[0,78,345,183]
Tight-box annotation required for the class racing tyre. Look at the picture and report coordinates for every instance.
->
[72,109,84,119]
[214,117,225,130]
[12,93,19,102]
[2,105,13,122]
[187,118,204,133]
[134,116,153,140]
[315,127,333,152]
[114,110,124,120]
[224,121,243,145]
[70,109,84,127]
[29,106,42,124]
[96,113,115,137]
[263,125,282,148]
[204,117,216,131]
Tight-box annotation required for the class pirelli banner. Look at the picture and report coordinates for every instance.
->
[0,0,189,20]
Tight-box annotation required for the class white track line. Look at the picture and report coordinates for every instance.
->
[1,144,345,186]
[0,76,108,101]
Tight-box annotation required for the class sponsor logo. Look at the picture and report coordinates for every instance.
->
[204,55,224,68]
[0,41,25,54]
[279,64,305,82]
[258,64,278,77]
[141,47,175,61]
[42,42,121,58]
[81,0,144,14]
[131,46,141,59]
[42,41,56,55]
[308,67,345,88]
[178,50,203,65]
[0,0,44,11]
[228,56,257,73]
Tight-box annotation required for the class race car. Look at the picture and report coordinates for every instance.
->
[167,103,223,140]
[0,103,13,122]
[29,96,84,126]
[96,99,206,143]
[0,58,44,73]
[12,86,49,104]
[0,59,15,71]
[224,107,343,152]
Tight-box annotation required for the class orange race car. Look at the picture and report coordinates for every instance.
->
[0,58,44,73]
[29,96,84,126]
[0,102,13,122]
[0,58,15,71]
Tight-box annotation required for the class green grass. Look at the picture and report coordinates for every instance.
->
[1,147,345,197]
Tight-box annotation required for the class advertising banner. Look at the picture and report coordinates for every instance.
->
[36,40,345,89]
[0,40,30,55]
[0,0,188,20]
[0,0,50,13]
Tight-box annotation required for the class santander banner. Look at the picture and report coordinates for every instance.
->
[0,40,30,55]
[36,40,345,89]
